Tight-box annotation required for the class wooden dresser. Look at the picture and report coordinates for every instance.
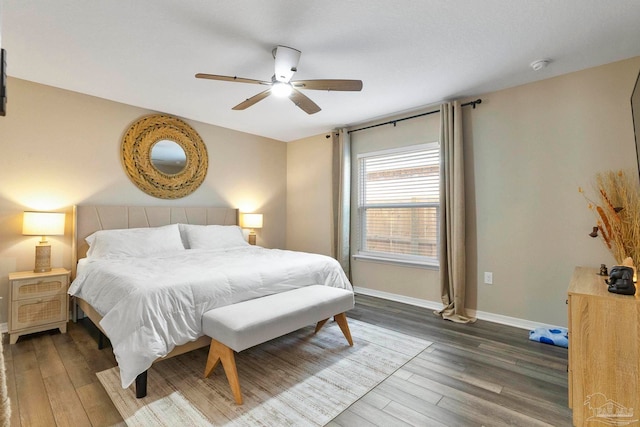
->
[568,266,640,426]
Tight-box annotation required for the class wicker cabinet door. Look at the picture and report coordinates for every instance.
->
[10,295,67,331]
[12,275,68,301]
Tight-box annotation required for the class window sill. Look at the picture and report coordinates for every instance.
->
[352,254,439,270]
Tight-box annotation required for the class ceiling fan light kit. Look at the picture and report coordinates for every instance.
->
[196,45,363,114]
[271,81,293,97]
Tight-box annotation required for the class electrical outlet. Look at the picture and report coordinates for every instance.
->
[484,272,493,285]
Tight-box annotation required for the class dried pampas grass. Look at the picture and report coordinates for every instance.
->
[581,170,640,265]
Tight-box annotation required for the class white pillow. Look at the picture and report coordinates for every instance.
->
[85,224,185,259]
[180,224,248,250]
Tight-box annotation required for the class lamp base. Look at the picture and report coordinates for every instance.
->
[34,244,52,273]
[248,233,256,245]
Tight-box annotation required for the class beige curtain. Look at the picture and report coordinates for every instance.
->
[332,128,351,277]
[437,101,475,323]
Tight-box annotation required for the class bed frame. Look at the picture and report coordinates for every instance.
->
[72,205,239,397]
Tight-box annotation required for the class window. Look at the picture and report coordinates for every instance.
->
[356,143,440,266]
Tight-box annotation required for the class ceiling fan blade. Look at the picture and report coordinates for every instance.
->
[232,89,272,110]
[291,79,363,91]
[289,88,321,114]
[195,73,271,85]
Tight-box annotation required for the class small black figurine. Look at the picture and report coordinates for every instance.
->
[599,264,608,276]
[606,266,636,295]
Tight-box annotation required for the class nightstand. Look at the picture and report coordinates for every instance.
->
[8,268,70,344]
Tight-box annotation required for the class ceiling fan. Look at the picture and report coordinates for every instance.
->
[195,45,363,115]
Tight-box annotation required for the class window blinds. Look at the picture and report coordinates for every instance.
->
[358,143,440,262]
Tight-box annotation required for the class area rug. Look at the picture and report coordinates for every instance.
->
[97,319,431,426]
[0,333,10,427]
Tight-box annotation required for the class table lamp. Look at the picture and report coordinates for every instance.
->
[241,213,263,245]
[22,211,66,272]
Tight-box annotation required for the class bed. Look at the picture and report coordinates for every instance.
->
[69,205,353,397]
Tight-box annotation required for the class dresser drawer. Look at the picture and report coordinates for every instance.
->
[11,274,68,301]
[10,294,68,331]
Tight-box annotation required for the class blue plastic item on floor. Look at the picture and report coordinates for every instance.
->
[528,327,568,348]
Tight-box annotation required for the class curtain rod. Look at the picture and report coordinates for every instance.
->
[347,99,482,134]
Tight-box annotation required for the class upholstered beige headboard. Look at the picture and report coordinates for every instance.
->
[72,205,238,278]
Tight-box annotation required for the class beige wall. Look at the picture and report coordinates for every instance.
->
[0,78,287,323]
[286,133,333,255]
[465,56,640,327]
[287,56,640,327]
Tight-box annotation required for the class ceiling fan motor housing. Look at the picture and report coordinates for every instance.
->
[273,45,301,82]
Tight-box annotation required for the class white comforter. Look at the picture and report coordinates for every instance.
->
[68,246,352,388]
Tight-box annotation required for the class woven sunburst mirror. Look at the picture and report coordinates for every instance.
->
[121,114,208,199]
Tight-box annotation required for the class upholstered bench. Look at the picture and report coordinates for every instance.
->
[202,285,355,404]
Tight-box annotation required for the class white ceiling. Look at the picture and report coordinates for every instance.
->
[3,0,640,142]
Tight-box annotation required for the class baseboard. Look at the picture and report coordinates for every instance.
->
[353,286,443,311]
[353,286,562,331]
[464,308,564,331]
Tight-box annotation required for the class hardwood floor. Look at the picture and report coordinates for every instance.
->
[2,295,572,426]
[329,296,572,426]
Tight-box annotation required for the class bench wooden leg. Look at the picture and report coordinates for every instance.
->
[204,339,243,405]
[315,313,354,346]
[314,318,329,333]
[334,313,354,346]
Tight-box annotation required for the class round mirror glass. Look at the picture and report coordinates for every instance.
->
[151,140,187,175]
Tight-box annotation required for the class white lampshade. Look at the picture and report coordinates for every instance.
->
[23,211,66,237]
[241,213,263,229]
[23,211,66,273]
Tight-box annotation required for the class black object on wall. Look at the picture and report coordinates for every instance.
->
[0,49,6,116]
